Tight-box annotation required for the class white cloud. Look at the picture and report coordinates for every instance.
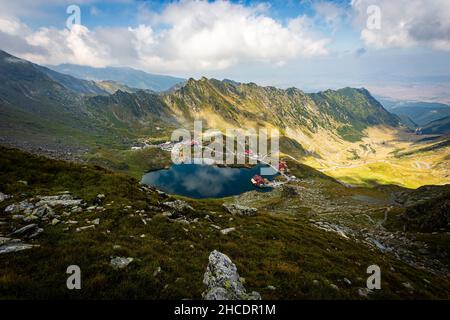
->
[19,25,114,67]
[352,0,450,51]
[0,0,330,72]
[0,16,29,36]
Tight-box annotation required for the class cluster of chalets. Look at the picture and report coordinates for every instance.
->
[155,141,297,189]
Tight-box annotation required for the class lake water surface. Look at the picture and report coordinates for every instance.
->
[141,163,277,198]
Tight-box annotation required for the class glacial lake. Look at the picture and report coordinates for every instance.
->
[141,163,278,199]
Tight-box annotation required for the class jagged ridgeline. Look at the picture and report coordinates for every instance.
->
[163,77,400,142]
[0,49,400,152]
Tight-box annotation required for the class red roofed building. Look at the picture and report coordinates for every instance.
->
[251,175,266,187]
[278,161,287,172]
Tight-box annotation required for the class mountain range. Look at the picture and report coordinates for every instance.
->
[0,49,448,188]
[48,64,185,92]
[382,99,450,127]
[0,49,401,148]
[421,115,450,135]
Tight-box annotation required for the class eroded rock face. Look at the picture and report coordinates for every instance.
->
[202,250,261,300]
[222,203,257,216]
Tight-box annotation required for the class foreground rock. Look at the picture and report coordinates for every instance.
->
[220,227,236,235]
[8,223,44,239]
[32,205,55,218]
[0,237,38,254]
[3,193,84,226]
[36,194,83,207]
[202,250,261,300]
[223,203,257,216]
[0,192,10,202]
[163,200,193,212]
[110,256,134,270]
[5,200,34,214]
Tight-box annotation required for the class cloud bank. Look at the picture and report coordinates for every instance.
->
[353,0,450,51]
[0,0,330,72]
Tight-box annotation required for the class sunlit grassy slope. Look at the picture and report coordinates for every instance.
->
[299,127,450,188]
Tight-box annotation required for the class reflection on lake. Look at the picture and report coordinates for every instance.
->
[141,163,277,198]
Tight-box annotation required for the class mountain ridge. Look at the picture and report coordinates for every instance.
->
[48,63,186,92]
[3,49,446,189]
[165,77,400,142]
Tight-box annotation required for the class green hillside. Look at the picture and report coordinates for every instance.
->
[0,146,449,299]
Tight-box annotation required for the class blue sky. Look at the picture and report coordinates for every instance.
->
[1,0,449,102]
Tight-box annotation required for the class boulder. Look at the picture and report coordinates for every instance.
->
[32,205,55,218]
[202,250,261,300]
[223,203,257,216]
[76,225,95,232]
[0,192,10,202]
[71,206,82,213]
[110,256,134,270]
[27,228,44,239]
[94,194,106,205]
[23,215,39,222]
[36,195,82,207]
[4,200,34,214]
[0,238,37,254]
[9,224,39,237]
[220,227,236,235]
[358,288,372,298]
[163,200,194,212]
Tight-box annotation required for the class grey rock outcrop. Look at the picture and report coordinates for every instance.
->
[0,237,37,254]
[9,224,38,237]
[36,194,82,207]
[163,200,193,212]
[110,256,134,269]
[5,200,34,214]
[202,250,261,300]
[223,203,257,216]
[220,227,236,235]
[0,192,10,202]
[32,204,55,218]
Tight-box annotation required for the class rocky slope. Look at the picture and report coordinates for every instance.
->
[0,146,449,299]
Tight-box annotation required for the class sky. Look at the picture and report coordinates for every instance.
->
[1,0,450,102]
